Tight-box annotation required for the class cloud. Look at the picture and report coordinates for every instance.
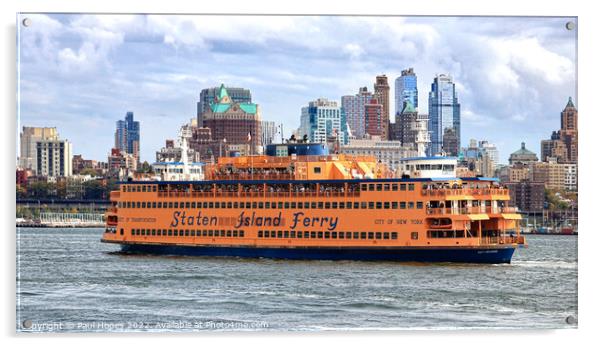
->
[17,14,576,164]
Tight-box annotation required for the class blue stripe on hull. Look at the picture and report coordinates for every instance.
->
[119,244,515,264]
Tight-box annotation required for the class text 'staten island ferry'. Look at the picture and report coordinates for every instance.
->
[102,143,525,263]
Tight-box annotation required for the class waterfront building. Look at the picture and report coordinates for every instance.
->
[200,84,261,154]
[108,148,138,178]
[197,85,252,125]
[115,111,140,163]
[72,155,100,175]
[392,103,430,157]
[509,142,538,165]
[506,181,545,213]
[529,159,575,191]
[373,75,390,139]
[19,126,59,170]
[35,139,73,177]
[508,163,531,183]
[339,136,419,176]
[540,97,578,163]
[394,68,418,114]
[299,98,346,145]
[156,121,201,163]
[428,74,461,156]
[479,141,499,166]
[341,87,373,139]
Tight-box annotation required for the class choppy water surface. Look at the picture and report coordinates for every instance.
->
[16,228,577,332]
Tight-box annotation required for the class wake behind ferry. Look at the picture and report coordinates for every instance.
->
[102,143,525,263]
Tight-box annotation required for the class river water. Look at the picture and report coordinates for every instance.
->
[16,228,577,332]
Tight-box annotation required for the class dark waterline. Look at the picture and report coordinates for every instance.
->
[16,228,577,332]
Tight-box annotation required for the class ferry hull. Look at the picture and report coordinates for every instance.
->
[117,243,515,264]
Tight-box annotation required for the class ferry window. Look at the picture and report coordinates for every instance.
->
[331,202,337,209]
[304,231,310,238]
[392,232,398,240]
[270,231,276,238]
[240,230,244,237]
[284,231,289,238]
[325,202,330,209]
[353,202,359,209]
[392,184,398,191]
[408,184,415,191]
[233,230,238,237]
[361,202,367,209]
[455,230,465,238]
[179,230,184,236]
[227,230,232,237]
[163,230,167,236]
[317,231,323,239]
[203,202,208,208]
[369,202,374,209]
[361,232,367,239]
[185,202,190,208]
[304,202,310,209]
[376,202,382,209]
[220,230,226,237]
[361,184,367,191]
[400,202,406,209]
[324,232,330,239]
[384,202,390,209]
[163,202,168,208]
[340,232,346,239]
[368,232,374,239]
[376,232,382,240]
[184,230,189,236]
[346,202,352,209]
[384,184,390,191]
[120,229,124,235]
[408,202,414,209]
[311,202,317,209]
[400,184,407,191]
[252,202,257,209]
[142,202,147,208]
[221,202,226,209]
[284,202,289,209]
[485,200,492,206]
[234,202,239,209]
[291,202,297,209]
[331,232,336,239]
[137,186,141,192]
[369,184,375,191]
[347,232,352,239]
[277,202,283,209]
[131,229,135,235]
[136,202,141,209]
[339,202,345,209]
[142,186,147,192]
[166,202,172,208]
[246,202,251,209]
[290,231,296,238]
[179,202,185,208]
[411,232,419,240]
[376,184,382,191]
[277,231,283,238]
[208,230,213,237]
[152,229,156,236]
[152,186,157,192]
[318,202,324,209]
[191,202,196,208]
[313,167,321,174]
[384,232,390,239]
[203,230,208,237]
[168,230,172,236]
[417,202,423,209]
[311,232,316,239]
[353,232,359,239]
[122,186,126,192]
[297,231,303,239]
[258,202,264,209]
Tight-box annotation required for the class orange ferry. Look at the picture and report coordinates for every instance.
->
[102,143,525,263]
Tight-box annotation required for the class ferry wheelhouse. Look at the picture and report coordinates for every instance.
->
[102,143,525,263]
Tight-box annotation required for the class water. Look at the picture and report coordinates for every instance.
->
[16,228,577,332]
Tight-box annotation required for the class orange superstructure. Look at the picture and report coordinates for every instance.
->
[102,144,525,263]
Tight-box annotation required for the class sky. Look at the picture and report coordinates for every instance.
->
[17,14,577,164]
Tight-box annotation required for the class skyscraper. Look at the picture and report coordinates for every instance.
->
[197,86,252,126]
[19,126,59,170]
[541,97,578,163]
[428,74,461,156]
[364,99,384,138]
[35,139,73,177]
[115,111,140,162]
[200,84,261,152]
[394,68,418,115]
[373,75,390,139]
[299,98,346,144]
[341,87,373,139]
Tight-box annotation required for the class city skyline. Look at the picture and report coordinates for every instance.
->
[18,14,577,163]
